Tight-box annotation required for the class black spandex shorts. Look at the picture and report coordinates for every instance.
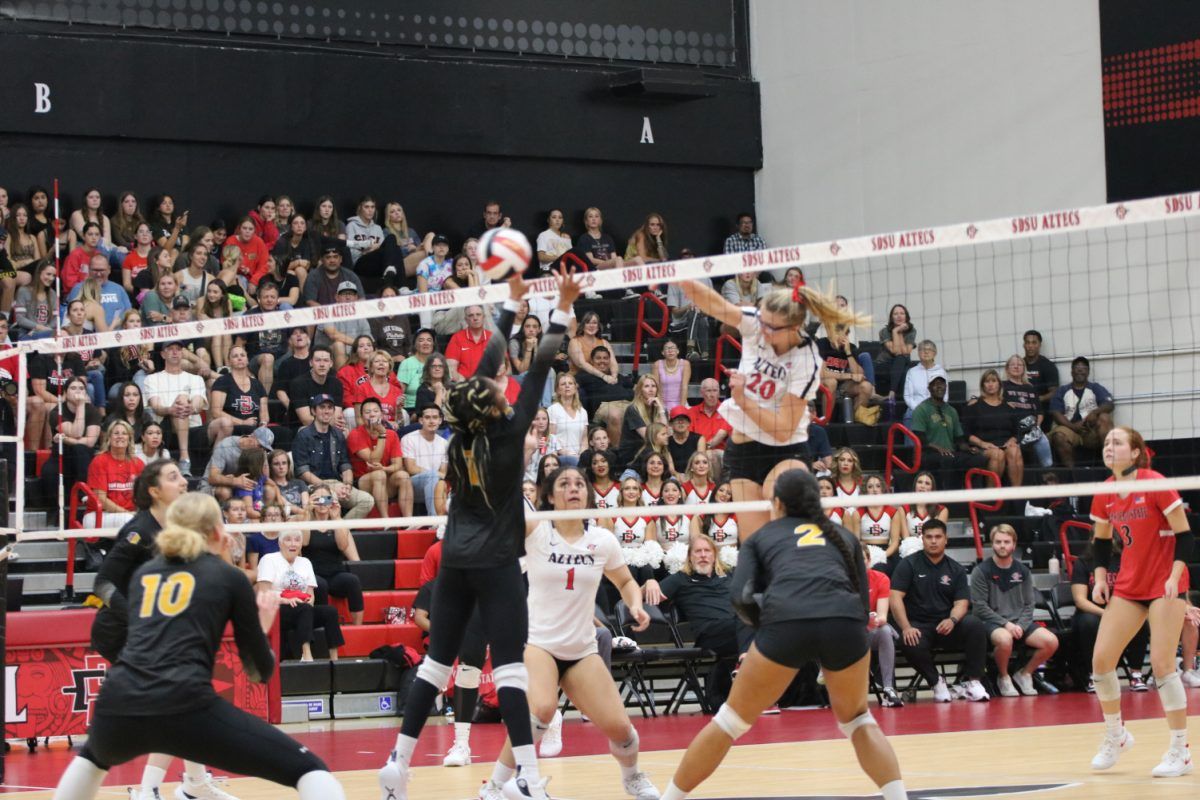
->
[724,439,809,485]
[754,618,868,671]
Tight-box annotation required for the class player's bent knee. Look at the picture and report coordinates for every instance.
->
[837,711,878,739]
[492,662,529,693]
[1157,670,1187,712]
[416,657,454,692]
[1092,670,1121,703]
[713,703,752,740]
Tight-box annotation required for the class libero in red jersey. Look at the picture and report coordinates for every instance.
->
[1086,426,1193,780]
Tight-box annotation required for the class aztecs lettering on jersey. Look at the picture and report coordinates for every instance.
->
[548,552,597,566]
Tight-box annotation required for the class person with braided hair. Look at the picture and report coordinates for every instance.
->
[659,468,908,800]
[379,266,582,800]
[679,275,869,539]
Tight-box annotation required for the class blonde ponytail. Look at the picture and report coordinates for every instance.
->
[760,281,871,335]
[155,525,207,561]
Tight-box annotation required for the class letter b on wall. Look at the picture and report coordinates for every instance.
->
[34,83,51,114]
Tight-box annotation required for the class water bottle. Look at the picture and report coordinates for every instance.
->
[1048,554,1060,578]
[884,396,896,422]
[840,395,854,423]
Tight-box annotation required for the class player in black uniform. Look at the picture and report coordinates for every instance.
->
[379,267,581,800]
[659,469,909,800]
[90,460,235,800]
[52,492,345,800]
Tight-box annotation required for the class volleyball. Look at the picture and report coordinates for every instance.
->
[478,227,532,281]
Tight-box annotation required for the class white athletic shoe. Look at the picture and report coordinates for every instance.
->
[962,679,990,702]
[1091,730,1135,770]
[622,771,661,800]
[996,675,1019,697]
[539,710,564,757]
[479,780,507,800]
[1012,671,1037,696]
[174,773,240,800]
[1152,746,1193,777]
[129,790,164,800]
[443,741,472,767]
[379,751,409,800]
[502,772,552,800]
[1182,669,1200,688]
[932,678,952,703]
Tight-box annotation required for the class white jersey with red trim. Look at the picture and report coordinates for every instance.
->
[593,481,620,510]
[709,514,739,545]
[903,504,943,539]
[641,484,662,507]
[860,506,897,546]
[826,507,847,527]
[683,481,714,506]
[613,515,650,546]
[659,514,691,546]
[718,310,821,446]
[835,479,861,499]
[526,521,624,660]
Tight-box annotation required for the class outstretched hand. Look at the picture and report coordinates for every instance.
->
[507,272,530,302]
[553,262,583,309]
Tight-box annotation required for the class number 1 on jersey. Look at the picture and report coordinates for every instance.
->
[565,567,575,591]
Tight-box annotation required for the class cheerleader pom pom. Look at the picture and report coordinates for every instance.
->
[642,540,665,569]
[898,536,923,558]
[664,541,689,573]
[622,546,648,568]
[866,544,888,568]
[719,545,739,569]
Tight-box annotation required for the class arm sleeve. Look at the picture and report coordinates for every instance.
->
[474,306,516,380]
[92,539,146,616]
[969,567,1006,626]
[728,538,763,626]
[229,569,276,682]
[512,310,570,428]
[1048,387,1066,414]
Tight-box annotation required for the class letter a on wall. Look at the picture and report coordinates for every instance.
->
[640,116,654,144]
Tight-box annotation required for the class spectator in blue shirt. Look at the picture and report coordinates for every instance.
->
[66,252,131,329]
[1048,357,1114,466]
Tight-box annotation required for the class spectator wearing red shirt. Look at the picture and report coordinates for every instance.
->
[865,549,903,707]
[60,221,104,295]
[84,418,144,530]
[346,397,412,518]
[249,196,280,250]
[445,305,492,379]
[688,377,732,481]
[353,351,406,425]
[419,539,442,586]
[224,217,272,291]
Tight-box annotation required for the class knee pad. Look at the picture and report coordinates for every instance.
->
[1092,670,1121,703]
[416,658,454,692]
[1157,670,1187,712]
[837,711,878,739]
[713,703,752,740]
[492,662,529,693]
[610,726,639,758]
[455,664,482,690]
[530,713,551,744]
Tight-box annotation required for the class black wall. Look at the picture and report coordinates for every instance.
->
[1099,0,1200,200]
[0,27,760,255]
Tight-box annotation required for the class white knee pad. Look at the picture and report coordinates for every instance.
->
[1157,670,1187,712]
[492,662,529,693]
[713,703,752,740]
[610,726,640,758]
[455,664,482,690]
[1092,670,1121,703]
[416,658,454,692]
[837,711,878,739]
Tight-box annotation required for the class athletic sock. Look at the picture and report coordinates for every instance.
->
[660,780,688,800]
[182,761,206,782]
[1170,729,1188,751]
[880,779,908,800]
[491,761,515,786]
[297,770,346,800]
[454,722,472,746]
[53,757,108,800]
[1103,712,1124,738]
[393,733,419,766]
[512,744,542,783]
[610,727,640,778]
[141,764,167,790]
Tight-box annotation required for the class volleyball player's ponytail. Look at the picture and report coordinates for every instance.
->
[156,525,207,562]
[760,275,870,337]
[445,377,499,508]
[773,469,861,596]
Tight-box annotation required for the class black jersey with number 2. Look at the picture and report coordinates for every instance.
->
[95,553,274,717]
[732,517,869,626]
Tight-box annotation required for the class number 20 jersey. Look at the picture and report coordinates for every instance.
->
[1089,469,1188,600]
[718,310,822,446]
[526,521,625,660]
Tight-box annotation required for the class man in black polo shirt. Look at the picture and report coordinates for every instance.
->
[890,519,990,702]
[287,345,344,430]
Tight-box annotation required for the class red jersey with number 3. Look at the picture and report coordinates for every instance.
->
[1089,469,1187,600]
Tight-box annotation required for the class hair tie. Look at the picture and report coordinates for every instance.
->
[791,272,807,304]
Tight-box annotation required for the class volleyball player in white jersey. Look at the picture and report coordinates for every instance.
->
[479,465,660,800]
[680,276,867,538]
